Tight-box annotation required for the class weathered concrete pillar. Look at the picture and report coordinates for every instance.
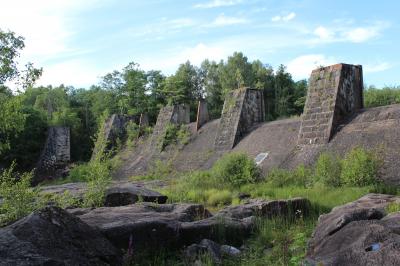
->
[91,114,140,159]
[35,127,70,182]
[148,104,190,152]
[214,87,264,150]
[196,100,210,131]
[298,63,363,145]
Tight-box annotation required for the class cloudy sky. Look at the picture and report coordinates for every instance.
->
[1,0,398,88]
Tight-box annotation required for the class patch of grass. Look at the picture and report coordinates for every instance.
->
[385,202,400,214]
[131,159,174,181]
[206,189,233,206]
[314,152,342,187]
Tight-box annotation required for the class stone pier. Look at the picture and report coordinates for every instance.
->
[196,100,210,131]
[214,87,264,150]
[298,63,363,145]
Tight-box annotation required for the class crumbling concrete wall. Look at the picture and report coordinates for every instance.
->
[196,100,209,131]
[148,104,190,152]
[214,87,264,150]
[298,64,363,145]
[91,114,141,159]
[35,127,70,182]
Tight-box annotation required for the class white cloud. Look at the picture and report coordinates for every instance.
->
[342,27,379,43]
[208,14,248,27]
[140,43,230,74]
[37,59,103,88]
[194,0,242,9]
[313,26,334,40]
[271,12,296,22]
[286,54,337,80]
[311,21,388,44]
[364,62,391,73]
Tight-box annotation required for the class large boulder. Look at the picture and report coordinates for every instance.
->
[69,198,310,251]
[0,206,122,266]
[40,181,167,207]
[306,193,400,266]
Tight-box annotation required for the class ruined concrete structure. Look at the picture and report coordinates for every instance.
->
[196,100,209,131]
[91,114,147,159]
[36,127,70,182]
[214,88,264,150]
[148,104,190,152]
[298,64,364,145]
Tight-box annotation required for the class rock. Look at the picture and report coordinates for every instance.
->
[220,245,241,256]
[69,198,308,252]
[238,192,251,200]
[0,206,121,266]
[216,197,310,219]
[306,193,400,266]
[40,181,168,207]
[105,182,167,206]
[184,239,222,264]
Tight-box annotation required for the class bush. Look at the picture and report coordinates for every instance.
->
[340,147,381,186]
[211,152,260,187]
[0,162,42,226]
[161,123,191,150]
[126,121,140,146]
[314,152,341,187]
[386,202,400,214]
[266,165,313,188]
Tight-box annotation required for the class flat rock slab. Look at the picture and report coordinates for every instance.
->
[0,206,121,266]
[69,197,310,251]
[40,181,168,206]
[306,193,400,266]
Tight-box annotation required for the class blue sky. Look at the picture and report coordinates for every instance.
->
[1,0,399,88]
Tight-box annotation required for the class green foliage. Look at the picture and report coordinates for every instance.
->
[364,86,400,108]
[314,152,342,187]
[132,159,174,181]
[161,123,191,150]
[126,121,140,147]
[206,189,232,206]
[266,165,313,188]
[340,147,381,186]
[211,152,260,187]
[385,202,400,214]
[0,162,42,226]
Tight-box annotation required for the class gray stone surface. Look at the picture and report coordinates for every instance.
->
[215,88,264,150]
[196,100,210,131]
[39,181,168,207]
[306,193,400,266]
[35,127,70,183]
[68,198,309,251]
[298,63,363,145]
[0,206,121,266]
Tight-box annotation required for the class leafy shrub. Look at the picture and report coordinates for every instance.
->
[161,123,191,150]
[314,152,341,187]
[134,159,174,180]
[0,162,42,226]
[266,165,313,188]
[340,147,381,186]
[211,152,260,187]
[126,121,140,146]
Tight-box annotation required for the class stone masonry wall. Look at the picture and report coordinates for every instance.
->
[148,104,190,152]
[298,63,363,145]
[196,100,210,130]
[35,127,70,182]
[214,88,264,150]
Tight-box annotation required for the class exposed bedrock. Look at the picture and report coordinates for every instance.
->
[40,181,168,207]
[69,197,310,251]
[0,206,122,266]
[306,193,400,266]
